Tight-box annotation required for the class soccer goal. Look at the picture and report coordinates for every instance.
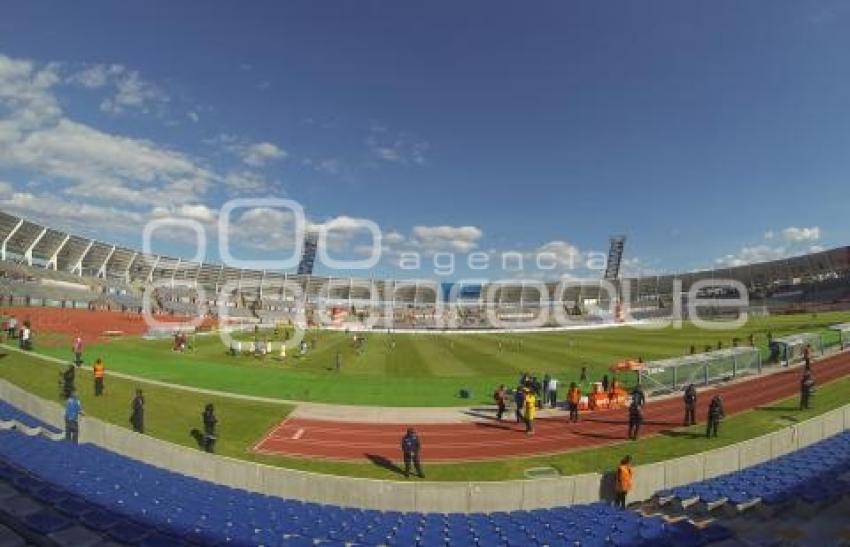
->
[638,347,762,394]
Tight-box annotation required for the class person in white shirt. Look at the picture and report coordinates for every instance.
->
[547,377,558,408]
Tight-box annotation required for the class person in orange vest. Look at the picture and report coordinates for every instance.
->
[93,358,105,397]
[615,455,633,509]
[567,382,581,423]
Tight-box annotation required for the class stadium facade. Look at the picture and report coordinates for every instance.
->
[1,210,849,328]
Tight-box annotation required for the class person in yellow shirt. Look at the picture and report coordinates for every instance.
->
[615,455,633,509]
[523,388,537,435]
[93,358,105,397]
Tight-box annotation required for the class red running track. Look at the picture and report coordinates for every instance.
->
[0,307,212,345]
[254,351,850,462]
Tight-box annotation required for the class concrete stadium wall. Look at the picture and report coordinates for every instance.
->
[1,378,848,513]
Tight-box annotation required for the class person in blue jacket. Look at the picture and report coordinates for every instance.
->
[64,392,83,444]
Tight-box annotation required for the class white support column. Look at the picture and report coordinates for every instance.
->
[24,228,47,266]
[194,262,202,289]
[1,219,23,261]
[260,269,266,300]
[71,240,94,276]
[147,255,161,282]
[171,258,181,288]
[216,265,224,293]
[124,252,137,283]
[97,245,116,278]
[46,234,70,271]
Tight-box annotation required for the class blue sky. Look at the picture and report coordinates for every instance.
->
[0,1,848,280]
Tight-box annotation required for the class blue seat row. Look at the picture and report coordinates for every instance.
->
[657,430,850,510]
[0,399,61,433]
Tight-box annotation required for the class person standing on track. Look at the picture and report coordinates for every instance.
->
[567,382,581,423]
[614,455,633,509]
[547,376,558,409]
[514,385,525,424]
[802,343,812,371]
[706,394,724,438]
[401,428,424,478]
[524,388,537,435]
[93,358,105,396]
[130,389,145,434]
[494,384,507,421]
[627,399,642,440]
[800,369,815,410]
[683,384,697,426]
[631,385,646,408]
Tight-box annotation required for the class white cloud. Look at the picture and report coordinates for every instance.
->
[781,226,820,243]
[715,245,788,267]
[763,230,775,240]
[0,53,226,234]
[240,141,285,166]
[66,64,123,89]
[410,225,483,253]
[366,125,429,166]
[211,134,287,167]
[223,170,276,195]
[187,111,199,123]
[101,70,169,114]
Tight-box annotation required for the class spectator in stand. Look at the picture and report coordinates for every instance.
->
[683,384,697,426]
[494,384,507,421]
[615,455,633,509]
[130,389,145,434]
[800,369,815,410]
[401,428,424,478]
[706,394,725,438]
[547,376,558,408]
[72,335,84,367]
[627,399,642,440]
[523,388,537,435]
[567,382,581,423]
[514,385,525,424]
[93,358,105,396]
[64,391,82,444]
[202,404,217,453]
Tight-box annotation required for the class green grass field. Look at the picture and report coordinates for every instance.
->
[2,347,849,481]
[28,311,850,406]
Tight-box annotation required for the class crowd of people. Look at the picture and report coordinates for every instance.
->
[490,360,817,445]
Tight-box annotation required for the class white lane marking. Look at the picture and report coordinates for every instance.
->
[291,428,305,440]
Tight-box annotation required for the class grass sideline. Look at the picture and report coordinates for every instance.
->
[29,311,850,406]
[1,347,849,482]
